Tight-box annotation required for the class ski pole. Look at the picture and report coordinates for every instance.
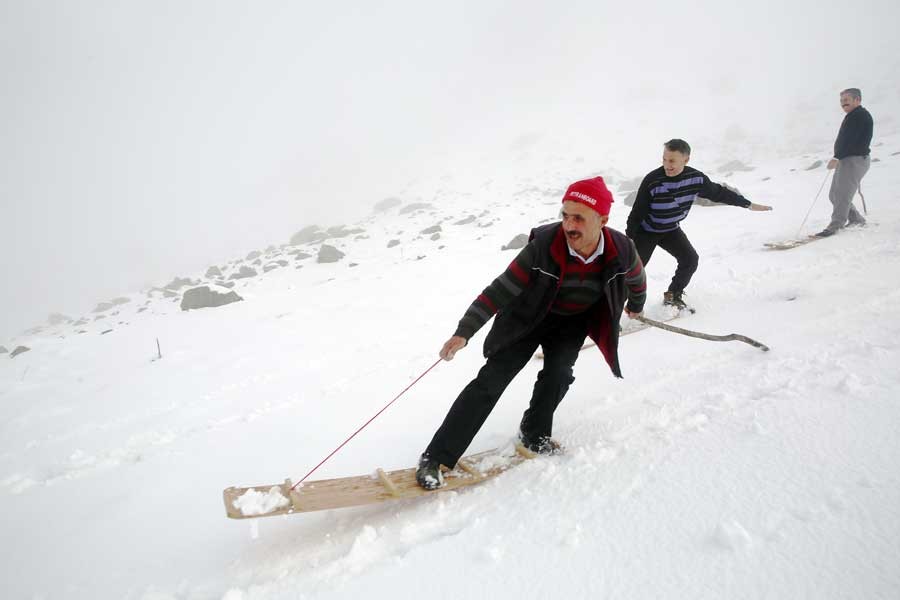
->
[858,182,867,215]
[290,357,443,490]
[636,316,770,352]
[796,170,832,237]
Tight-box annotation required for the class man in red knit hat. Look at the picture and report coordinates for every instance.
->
[416,176,647,489]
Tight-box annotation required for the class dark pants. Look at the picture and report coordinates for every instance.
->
[632,228,699,294]
[424,311,589,468]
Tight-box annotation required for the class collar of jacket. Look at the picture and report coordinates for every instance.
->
[549,224,619,273]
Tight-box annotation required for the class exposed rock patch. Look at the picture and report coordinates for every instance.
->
[229,266,258,280]
[180,286,244,311]
[317,244,345,263]
[10,345,30,358]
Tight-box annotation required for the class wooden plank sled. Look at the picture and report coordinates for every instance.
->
[223,443,538,519]
[763,236,822,250]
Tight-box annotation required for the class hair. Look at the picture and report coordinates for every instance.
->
[841,88,862,100]
[664,138,691,156]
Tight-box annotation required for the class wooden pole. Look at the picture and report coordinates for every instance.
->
[637,316,770,352]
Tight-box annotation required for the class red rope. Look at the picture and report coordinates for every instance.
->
[291,357,443,490]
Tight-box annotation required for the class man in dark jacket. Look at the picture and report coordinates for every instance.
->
[816,88,874,237]
[626,139,772,310]
[415,177,647,490]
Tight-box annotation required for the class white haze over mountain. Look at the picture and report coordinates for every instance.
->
[2,0,899,340]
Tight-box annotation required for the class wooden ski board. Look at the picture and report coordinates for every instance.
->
[223,443,538,520]
[764,236,821,250]
[766,224,871,250]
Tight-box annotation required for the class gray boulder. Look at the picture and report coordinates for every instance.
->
[805,160,823,171]
[502,234,529,251]
[387,239,400,248]
[290,225,326,245]
[421,225,442,235]
[180,286,243,311]
[317,244,345,263]
[205,265,223,278]
[0,345,7,354]
[229,266,258,280]
[326,225,365,239]
[165,277,195,291]
[92,302,114,313]
[454,215,477,225]
[263,260,289,273]
[245,250,262,261]
[10,345,30,358]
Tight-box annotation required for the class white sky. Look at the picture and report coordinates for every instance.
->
[2,0,898,340]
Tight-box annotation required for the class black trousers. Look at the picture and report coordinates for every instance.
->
[632,228,699,294]
[424,312,588,468]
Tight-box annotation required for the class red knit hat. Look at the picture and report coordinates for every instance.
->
[561,176,614,216]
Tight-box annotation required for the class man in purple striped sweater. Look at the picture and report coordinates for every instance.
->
[416,177,647,490]
[626,139,772,310]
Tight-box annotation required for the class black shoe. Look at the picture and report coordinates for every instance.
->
[814,228,836,238]
[663,290,689,311]
[415,453,444,490]
[518,431,563,455]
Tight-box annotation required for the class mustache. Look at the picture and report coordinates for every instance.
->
[565,231,582,238]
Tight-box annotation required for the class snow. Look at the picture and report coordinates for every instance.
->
[233,487,290,517]
[3,105,900,598]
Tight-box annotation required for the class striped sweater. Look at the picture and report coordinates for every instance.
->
[625,166,751,237]
[454,227,646,341]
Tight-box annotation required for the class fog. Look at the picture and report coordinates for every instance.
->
[2,0,898,340]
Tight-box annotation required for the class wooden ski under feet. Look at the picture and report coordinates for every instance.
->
[223,443,538,519]
[763,236,822,250]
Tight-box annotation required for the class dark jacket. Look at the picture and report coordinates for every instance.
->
[471,223,644,378]
[834,105,873,159]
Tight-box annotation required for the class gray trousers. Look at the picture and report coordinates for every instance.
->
[827,155,870,231]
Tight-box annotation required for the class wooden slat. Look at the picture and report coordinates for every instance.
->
[376,468,400,497]
[223,446,535,519]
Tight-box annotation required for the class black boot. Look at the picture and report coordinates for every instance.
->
[518,430,563,455]
[663,290,689,311]
[415,453,444,490]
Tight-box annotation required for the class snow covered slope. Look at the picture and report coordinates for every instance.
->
[2,124,900,598]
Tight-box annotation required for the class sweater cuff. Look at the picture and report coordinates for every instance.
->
[453,325,475,341]
[625,301,645,315]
